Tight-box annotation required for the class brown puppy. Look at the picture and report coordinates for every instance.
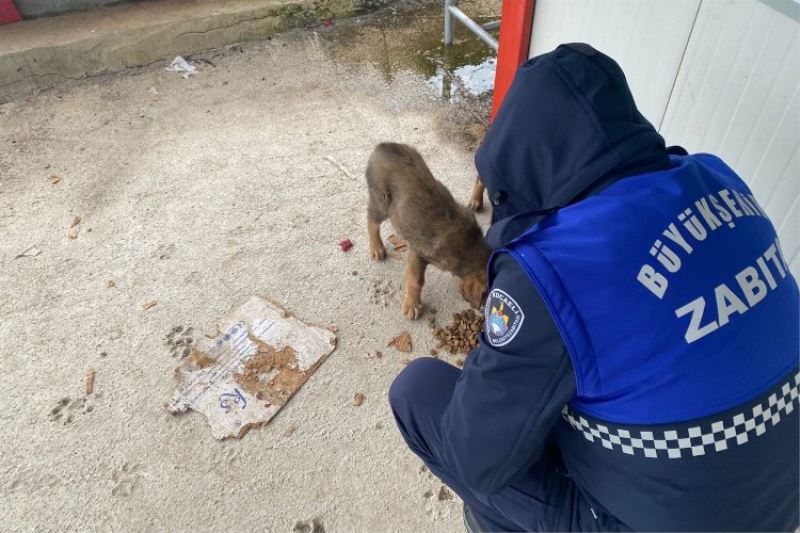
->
[366,143,490,320]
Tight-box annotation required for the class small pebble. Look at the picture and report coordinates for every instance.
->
[353,392,366,406]
[438,485,454,501]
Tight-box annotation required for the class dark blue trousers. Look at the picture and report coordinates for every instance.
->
[389,358,618,532]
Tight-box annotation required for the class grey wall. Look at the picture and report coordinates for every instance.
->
[15,0,131,18]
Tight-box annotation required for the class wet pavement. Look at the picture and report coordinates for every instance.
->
[322,1,499,99]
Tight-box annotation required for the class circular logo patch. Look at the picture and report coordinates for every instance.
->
[485,288,524,347]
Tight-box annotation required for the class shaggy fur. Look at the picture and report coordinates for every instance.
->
[366,143,490,320]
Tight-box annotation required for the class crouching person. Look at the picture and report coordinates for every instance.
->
[389,44,799,532]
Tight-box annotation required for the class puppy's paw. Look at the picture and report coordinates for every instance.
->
[401,296,422,321]
[369,241,387,261]
[467,194,484,212]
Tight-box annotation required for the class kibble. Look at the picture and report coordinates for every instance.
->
[430,309,483,354]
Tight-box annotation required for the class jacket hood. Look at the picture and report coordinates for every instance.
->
[476,43,670,232]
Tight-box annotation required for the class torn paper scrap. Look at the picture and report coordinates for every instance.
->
[165,296,337,439]
[166,56,197,79]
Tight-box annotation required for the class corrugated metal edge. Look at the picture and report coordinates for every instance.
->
[758,0,800,22]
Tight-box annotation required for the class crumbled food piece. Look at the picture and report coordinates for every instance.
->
[438,485,454,501]
[284,425,297,437]
[429,349,438,357]
[142,300,158,310]
[67,227,79,240]
[70,215,81,228]
[353,392,366,406]
[49,175,62,184]
[338,239,353,252]
[432,309,483,354]
[106,279,116,288]
[388,331,412,353]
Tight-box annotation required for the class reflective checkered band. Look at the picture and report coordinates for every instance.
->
[562,372,800,459]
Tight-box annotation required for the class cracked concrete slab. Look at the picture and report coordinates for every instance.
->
[0,0,360,101]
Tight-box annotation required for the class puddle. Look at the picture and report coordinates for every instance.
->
[322,2,500,100]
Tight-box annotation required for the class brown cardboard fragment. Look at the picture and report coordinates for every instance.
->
[85,368,95,395]
[165,295,336,439]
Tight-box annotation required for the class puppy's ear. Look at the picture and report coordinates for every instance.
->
[461,273,487,309]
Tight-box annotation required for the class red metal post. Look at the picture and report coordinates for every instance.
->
[0,0,22,25]
[491,0,536,120]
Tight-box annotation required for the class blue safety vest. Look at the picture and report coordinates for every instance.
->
[502,154,799,424]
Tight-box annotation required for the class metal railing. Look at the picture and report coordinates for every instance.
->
[444,0,500,51]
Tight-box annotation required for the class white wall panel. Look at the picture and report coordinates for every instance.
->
[528,0,800,277]
[661,0,800,277]
[528,0,701,127]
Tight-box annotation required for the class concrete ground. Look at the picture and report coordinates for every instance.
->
[0,5,499,531]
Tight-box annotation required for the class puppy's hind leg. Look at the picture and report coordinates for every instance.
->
[467,177,485,212]
[401,250,428,320]
[367,201,387,261]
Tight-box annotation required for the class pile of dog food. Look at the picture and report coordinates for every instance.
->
[430,309,484,354]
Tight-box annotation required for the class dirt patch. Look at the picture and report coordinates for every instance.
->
[388,331,413,353]
[433,87,490,151]
[233,339,303,405]
[179,350,216,372]
[430,308,483,354]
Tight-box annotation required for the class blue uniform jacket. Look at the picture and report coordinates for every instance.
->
[438,44,799,531]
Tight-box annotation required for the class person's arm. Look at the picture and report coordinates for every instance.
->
[439,252,577,494]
